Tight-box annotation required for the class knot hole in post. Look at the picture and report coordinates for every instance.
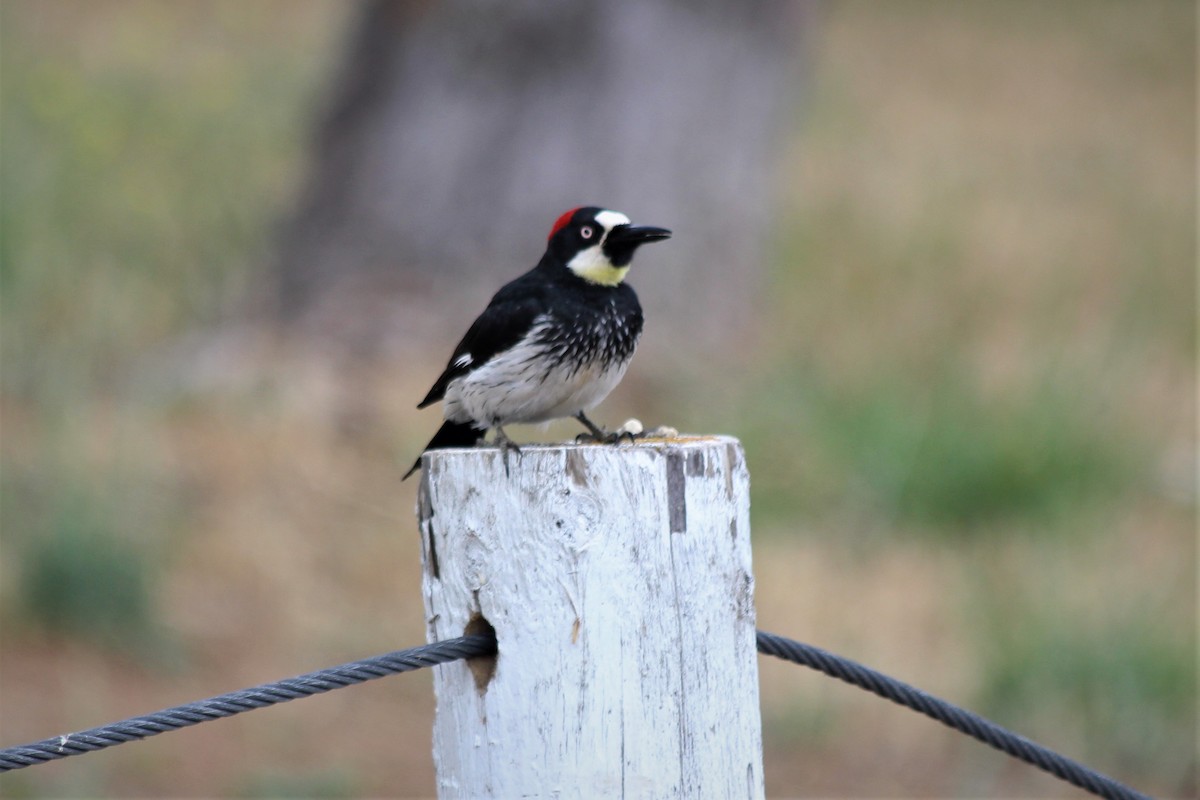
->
[464,613,498,693]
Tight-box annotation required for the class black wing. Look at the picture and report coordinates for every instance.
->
[417,278,548,408]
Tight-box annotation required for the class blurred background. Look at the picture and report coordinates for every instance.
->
[0,0,1194,797]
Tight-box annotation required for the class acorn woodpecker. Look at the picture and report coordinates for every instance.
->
[403,206,671,479]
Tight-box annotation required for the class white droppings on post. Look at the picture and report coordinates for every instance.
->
[417,435,763,799]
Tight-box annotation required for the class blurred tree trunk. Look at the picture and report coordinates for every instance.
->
[271,0,809,359]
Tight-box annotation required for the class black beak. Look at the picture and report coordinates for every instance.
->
[606,224,672,246]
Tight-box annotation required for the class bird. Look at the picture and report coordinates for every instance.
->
[403,206,671,479]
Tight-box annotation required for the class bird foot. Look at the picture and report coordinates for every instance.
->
[576,430,636,445]
[493,427,521,477]
[575,417,645,445]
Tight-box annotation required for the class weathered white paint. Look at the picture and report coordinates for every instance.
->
[417,436,763,799]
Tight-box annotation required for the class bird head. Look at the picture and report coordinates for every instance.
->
[546,207,671,286]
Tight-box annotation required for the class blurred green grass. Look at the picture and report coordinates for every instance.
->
[0,1,1194,797]
[975,595,1193,786]
[0,0,343,646]
[740,366,1140,533]
[0,1,329,403]
[719,1,1196,793]
[11,477,156,644]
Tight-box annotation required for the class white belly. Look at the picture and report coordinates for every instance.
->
[443,333,631,427]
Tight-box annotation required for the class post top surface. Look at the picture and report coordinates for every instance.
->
[418,435,748,491]
[424,433,740,460]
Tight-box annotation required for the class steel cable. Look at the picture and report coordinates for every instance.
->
[0,627,1155,800]
[755,629,1152,800]
[0,634,497,772]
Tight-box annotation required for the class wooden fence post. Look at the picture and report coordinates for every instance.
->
[417,436,763,799]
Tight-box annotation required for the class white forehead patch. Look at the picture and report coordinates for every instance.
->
[565,209,634,286]
[595,210,631,232]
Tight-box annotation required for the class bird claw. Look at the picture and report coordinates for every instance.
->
[577,429,642,445]
[576,418,644,445]
[576,430,616,444]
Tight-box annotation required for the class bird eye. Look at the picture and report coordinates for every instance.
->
[580,226,594,239]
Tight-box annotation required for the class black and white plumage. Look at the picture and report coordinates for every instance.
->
[404,206,671,479]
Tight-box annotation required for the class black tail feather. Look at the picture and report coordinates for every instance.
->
[403,420,487,480]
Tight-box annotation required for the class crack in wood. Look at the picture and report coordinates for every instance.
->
[667,451,687,533]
